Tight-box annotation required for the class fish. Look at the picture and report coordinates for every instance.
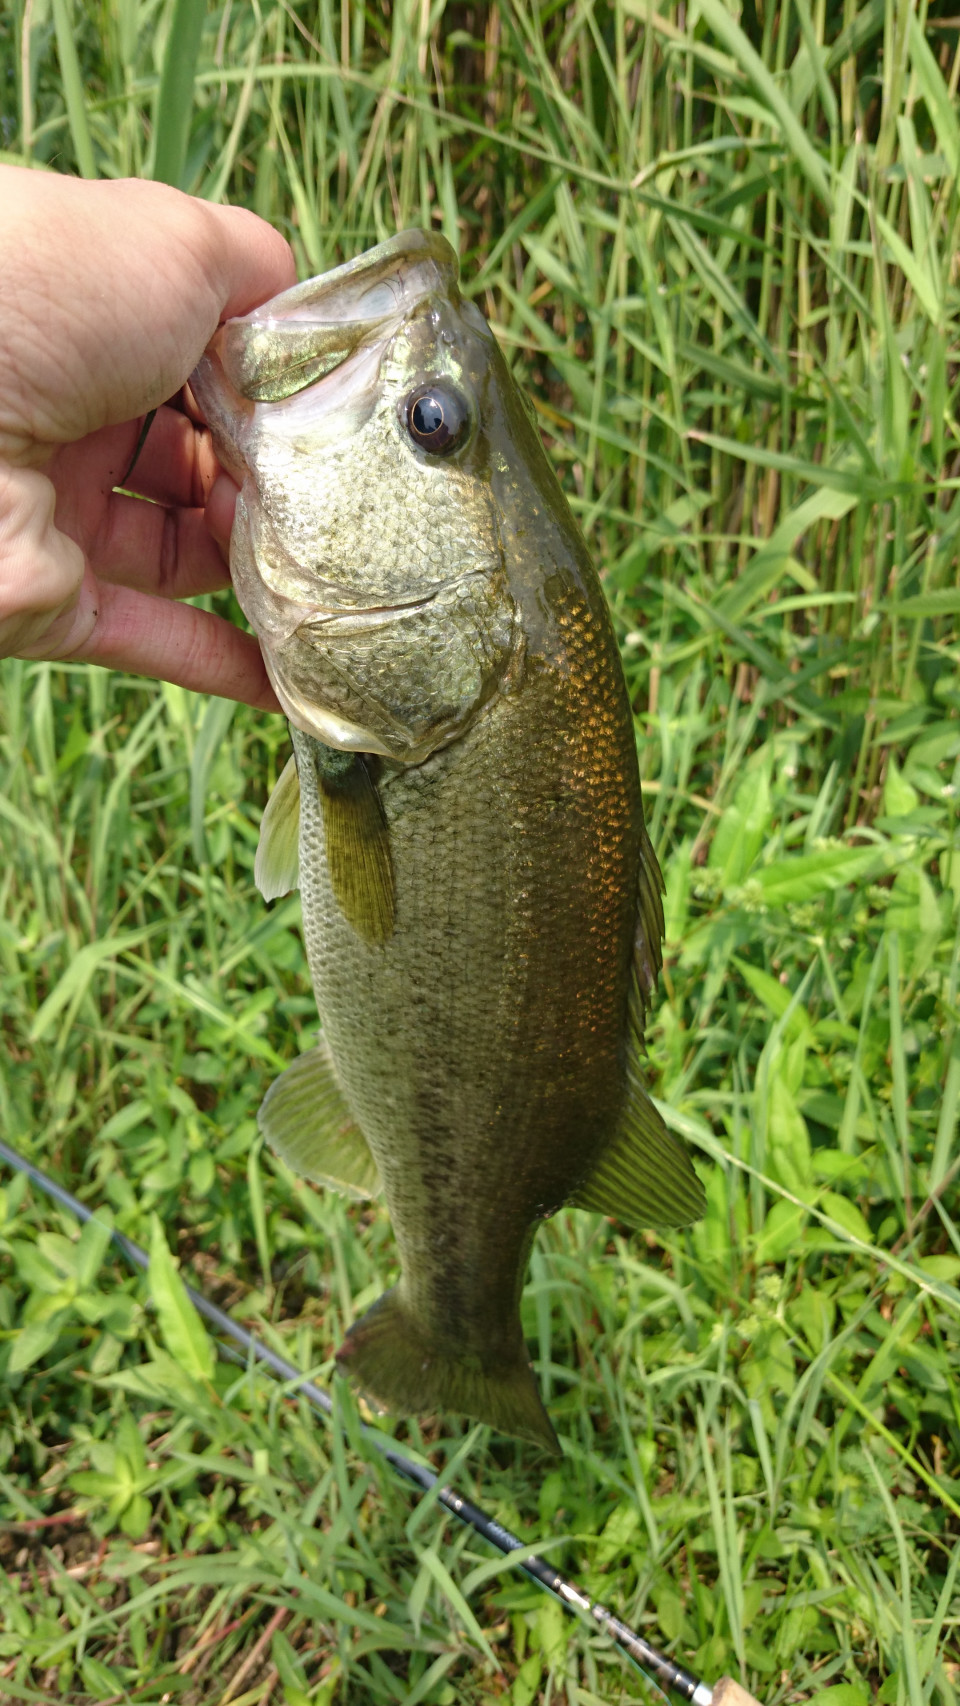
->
[190,230,705,1453]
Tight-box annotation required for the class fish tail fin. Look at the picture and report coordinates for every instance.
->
[336,1289,560,1455]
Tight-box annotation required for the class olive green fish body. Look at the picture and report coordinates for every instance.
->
[295,602,641,1364]
[191,232,704,1449]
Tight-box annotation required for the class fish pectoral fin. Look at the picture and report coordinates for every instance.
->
[337,1289,560,1455]
[318,756,395,946]
[255,752,300,900]
[258,1045,381,1200]
[572,1068,705,1229]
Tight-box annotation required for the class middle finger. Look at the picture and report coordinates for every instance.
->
[121,400,221,508]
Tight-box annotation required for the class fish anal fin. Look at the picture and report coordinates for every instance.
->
[258,1045,381,1200]
[318,755,396,947]
[337,1289,560,1455]
[255,752,300,900]
[572,1068,705,1229]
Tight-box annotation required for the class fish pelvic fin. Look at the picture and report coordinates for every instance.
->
[571,1063,705,1229]
[337,1289,560,1455]
[255,752,300,900]
[258,1043,382,1200]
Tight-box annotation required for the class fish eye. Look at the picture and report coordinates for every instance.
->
[402,383,470,455]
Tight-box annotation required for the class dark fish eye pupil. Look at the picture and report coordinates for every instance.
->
[404,384,468,454]
[412,396,444,436]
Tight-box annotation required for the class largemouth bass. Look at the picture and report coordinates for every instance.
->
[191,231,704,1452]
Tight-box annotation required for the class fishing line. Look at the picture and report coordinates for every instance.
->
[0,1136,715,1704]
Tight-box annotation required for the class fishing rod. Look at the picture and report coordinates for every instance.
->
[0,1136,759,1706]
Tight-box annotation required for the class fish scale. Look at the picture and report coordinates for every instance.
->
[191,228,706,1450]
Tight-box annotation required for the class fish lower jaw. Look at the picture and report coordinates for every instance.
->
[268,669,477,765]
[263,659,393,755]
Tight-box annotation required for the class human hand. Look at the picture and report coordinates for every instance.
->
[0,167,297,706]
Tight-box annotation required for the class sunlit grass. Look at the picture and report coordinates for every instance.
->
[1,1,959,1702]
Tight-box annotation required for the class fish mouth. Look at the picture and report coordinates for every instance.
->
[210,229,460,404]
[294,572,481,636]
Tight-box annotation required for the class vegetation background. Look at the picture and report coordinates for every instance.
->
[1,0,959,1702]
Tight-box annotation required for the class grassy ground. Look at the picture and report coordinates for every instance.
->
[2,1,960,1702]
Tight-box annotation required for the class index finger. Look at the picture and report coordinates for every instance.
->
[63,574,282,709]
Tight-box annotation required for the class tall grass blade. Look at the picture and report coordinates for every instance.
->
[190,696,236,868]
[152,0,207,186]
[147,1213,215,1381]
[694,0,832,207]
[50,0,96,177]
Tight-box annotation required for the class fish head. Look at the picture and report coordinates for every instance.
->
[191,231,522,763]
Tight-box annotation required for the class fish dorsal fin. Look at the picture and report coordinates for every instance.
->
[255,753,301,900]
[258,1044,382,1200]
[571,1063,705,1228]
[314,748,396,946]
[570,813,702,1229]
[629,821,665,1035]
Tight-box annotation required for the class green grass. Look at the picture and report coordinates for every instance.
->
[1,1,960,1703]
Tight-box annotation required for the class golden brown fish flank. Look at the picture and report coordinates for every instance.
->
[190,230,705,1450]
